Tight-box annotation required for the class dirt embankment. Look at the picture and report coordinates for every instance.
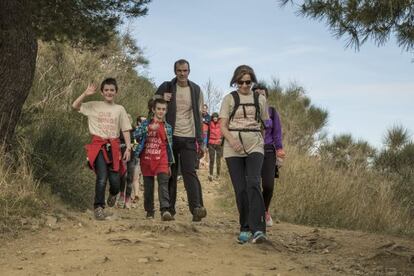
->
[1,171,414,276]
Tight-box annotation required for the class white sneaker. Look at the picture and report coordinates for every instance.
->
[265,211,273,227]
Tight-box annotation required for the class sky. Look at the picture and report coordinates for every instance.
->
[128,0,414,149]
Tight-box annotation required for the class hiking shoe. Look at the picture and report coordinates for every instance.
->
[94,207,105,221]
[208,175,213,181]
[146,212,155,219]
[265,211,273,227]
[107,193,117,207]
[252,231,267,244]
[161,211,173,221]
[192,207,207,222]
[237,231,252,244]
[198,206,207,218]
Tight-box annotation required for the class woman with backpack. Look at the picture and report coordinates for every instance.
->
[219,65,269,244]
[252,84,286,227]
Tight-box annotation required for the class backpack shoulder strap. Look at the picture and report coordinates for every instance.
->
[254,93,266,128]
[229,91,240,121]
[253,92,260,121]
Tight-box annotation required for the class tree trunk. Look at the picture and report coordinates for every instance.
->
[0,0,37,147]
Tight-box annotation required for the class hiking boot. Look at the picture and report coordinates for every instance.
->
[237,231,252,244]
[94,207,105,221]
[161,211,173,221]
[107,193,117,207]
[208,175,213,181]
[192,206,207,222]
[146,212,155,219]
[252,231,267,244]
[265,211,273,227]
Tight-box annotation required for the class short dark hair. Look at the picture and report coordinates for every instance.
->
[153,98,168,108]
[252,83,269,98]
[211,112,219,118]
[230,65,257,87]
[100,78,118,92]
[174,59,190,73]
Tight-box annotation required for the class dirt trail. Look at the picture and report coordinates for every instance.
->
[1,170,414,276]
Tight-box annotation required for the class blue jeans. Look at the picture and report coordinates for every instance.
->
[94,151,120,208]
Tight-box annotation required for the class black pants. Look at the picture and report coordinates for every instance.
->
[120,155,137,198]
[208,144,222,176]
[94,151,120,208]
[169,136,204,215]
[226,152,266,233]
[261,145,276,211]
[143,173,170,214]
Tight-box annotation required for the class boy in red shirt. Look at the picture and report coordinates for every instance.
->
[134,98,174,221]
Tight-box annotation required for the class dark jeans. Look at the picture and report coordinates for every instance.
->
[208,144,222,176]
[261,145,276,211]
[120,155,137,198]
[94,151,120,208]
[226,152,266,233]
[169,136,204,215]
[143,173,170,214]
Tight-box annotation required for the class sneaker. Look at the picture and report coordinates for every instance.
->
[124,197,131,209]
[252,231,267,244]
[146,212,155,219]
[94,207,105,221]
[208,175,213,181]
[192,206,207,222]
[117,193,125,208]
[265,211,273,227]
[107,193,117,207]
[161,211,173,221]
[237,231,252,244]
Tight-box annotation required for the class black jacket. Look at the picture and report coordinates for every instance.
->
[155,78,203,146]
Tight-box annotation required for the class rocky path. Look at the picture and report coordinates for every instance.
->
[1,170,414,275]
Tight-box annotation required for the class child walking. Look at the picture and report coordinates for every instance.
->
[134,98,174,221]
[72,78,132,220]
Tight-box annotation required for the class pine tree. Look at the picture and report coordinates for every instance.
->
[280,0,414,52]
[0,0,150,147]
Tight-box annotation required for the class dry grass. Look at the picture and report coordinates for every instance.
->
[0,144,45,236]
[272,146,414,236]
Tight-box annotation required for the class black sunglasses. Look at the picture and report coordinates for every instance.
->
[237,80,252,85]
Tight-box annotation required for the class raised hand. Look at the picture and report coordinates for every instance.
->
[84,83,97,96]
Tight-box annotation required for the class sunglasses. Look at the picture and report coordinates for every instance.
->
[237,80,252,85]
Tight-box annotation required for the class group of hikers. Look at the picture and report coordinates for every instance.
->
[72,59,285,244]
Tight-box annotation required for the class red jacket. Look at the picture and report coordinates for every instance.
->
[85,135,126,175]
[208,121,222,145]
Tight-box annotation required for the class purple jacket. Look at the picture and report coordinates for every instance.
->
[264,106,283,150]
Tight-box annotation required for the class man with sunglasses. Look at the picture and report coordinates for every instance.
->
[155,59,207,222]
